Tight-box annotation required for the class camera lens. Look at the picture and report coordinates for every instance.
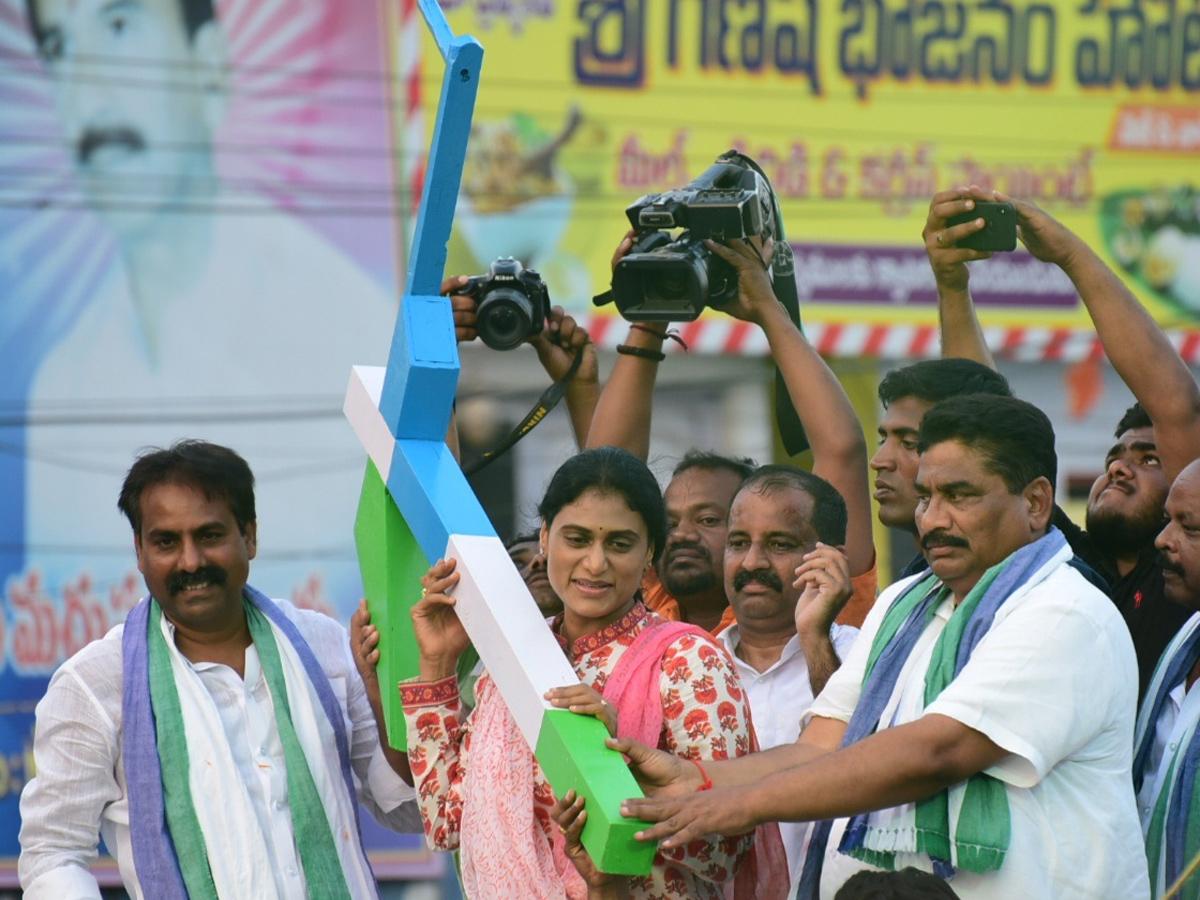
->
[477,289,534,351]
[652,270,690,302]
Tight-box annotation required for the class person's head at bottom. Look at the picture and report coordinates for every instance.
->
[537,446,666,643]
[834,867,963,900]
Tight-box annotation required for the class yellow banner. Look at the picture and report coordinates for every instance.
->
[416,0,1200,333]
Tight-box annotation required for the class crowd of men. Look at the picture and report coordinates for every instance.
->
[18,183,1200,900]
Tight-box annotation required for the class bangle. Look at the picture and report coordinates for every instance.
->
[616,344,666,362]
[690,757,713,792]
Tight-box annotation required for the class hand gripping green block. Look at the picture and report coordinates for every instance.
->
[354,459,427,749]
[535,709,656,876]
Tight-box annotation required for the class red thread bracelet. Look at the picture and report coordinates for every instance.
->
[690,757,713,791]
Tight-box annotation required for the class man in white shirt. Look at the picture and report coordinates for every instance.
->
[619,395,1147,900]
[717,464,858,891]
[18,441,419,899]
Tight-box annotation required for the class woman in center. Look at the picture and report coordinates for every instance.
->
[401,446,760,899]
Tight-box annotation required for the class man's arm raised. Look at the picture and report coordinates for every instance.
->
[704,238,874,578]
[585,231,662,459]
[923,186,1000,369]
[1002,191,1200,482]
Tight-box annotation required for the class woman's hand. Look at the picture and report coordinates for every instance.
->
[411,558,471,680]
[551,790,630,899]
[545,683,618,736]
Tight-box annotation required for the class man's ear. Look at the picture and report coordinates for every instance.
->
[243,520,258,560]
[190,20,230,132]
[134,533,146,575]
[1024,476,1055,532]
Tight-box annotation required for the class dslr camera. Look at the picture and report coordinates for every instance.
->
[461,257,550,351]
[607,152,774,321]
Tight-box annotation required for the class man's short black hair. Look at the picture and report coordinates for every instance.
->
[1115,401,1152,438]
[505,532,539,551]
[118,440,256,537]
[918,394,1057,494]
[671,449,757,483]
[26,0,216,49]
[878,359,1012,409]
[834,867,962,900]
[735,465,847,545]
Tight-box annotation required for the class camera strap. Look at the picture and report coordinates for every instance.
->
[718,149,811,456]
[462,347,585,476]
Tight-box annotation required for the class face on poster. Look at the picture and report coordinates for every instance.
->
[432,0,1199,327]
[0,0,435,874]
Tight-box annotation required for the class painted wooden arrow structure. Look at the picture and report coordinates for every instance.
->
[343,1,654,875]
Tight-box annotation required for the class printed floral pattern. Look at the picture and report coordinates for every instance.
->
[400,603,754,899]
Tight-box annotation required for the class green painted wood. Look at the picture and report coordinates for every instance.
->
[535,709,656,876]
[354,459,427,749]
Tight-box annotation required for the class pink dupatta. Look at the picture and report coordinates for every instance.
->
[459,615,788,900]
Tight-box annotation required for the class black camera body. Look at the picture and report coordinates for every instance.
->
[611,157,772,321]
[462,257,550,350]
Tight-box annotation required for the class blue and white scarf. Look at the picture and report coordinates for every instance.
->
[1134,611,1200,899]
[121,585,378,899]
[796,528,1070,898]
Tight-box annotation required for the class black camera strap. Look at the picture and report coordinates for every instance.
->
[462,347,585,476]
[716,150,810,456]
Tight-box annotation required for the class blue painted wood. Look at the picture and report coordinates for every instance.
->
[378,35,482,433]
[350,5,653,874]
[382,294,458,441]
[385,439,495,561]
[417,0,457,60]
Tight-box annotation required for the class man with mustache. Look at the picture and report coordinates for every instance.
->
[18,441,420,899]
[645,450,757,633]
[925,186,1200,698]
[1133,458,1200,898]
[619,395,1146,900]
[718,465,858,893]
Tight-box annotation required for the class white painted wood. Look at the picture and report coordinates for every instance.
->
[445,533,578,748]
[344,365,395,481]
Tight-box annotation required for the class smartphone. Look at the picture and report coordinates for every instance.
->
[945,201,1016,252]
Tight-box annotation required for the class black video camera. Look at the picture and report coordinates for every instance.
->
[462,257,550,351]
[607,154,773,321]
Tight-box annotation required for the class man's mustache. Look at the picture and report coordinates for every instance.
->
[168,565,228,596]
[77,126,145,166]
[665,540,710,563]
[1161,556,1186,579]
[733,569,784,592]
[921,531,971,552]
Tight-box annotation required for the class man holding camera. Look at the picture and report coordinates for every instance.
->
[928,186,1200,698]
[586,161,877,633]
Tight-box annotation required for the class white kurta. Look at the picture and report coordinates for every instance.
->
[718,622,858,894]
[806,565,1149,900]
[18,598,420,899]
